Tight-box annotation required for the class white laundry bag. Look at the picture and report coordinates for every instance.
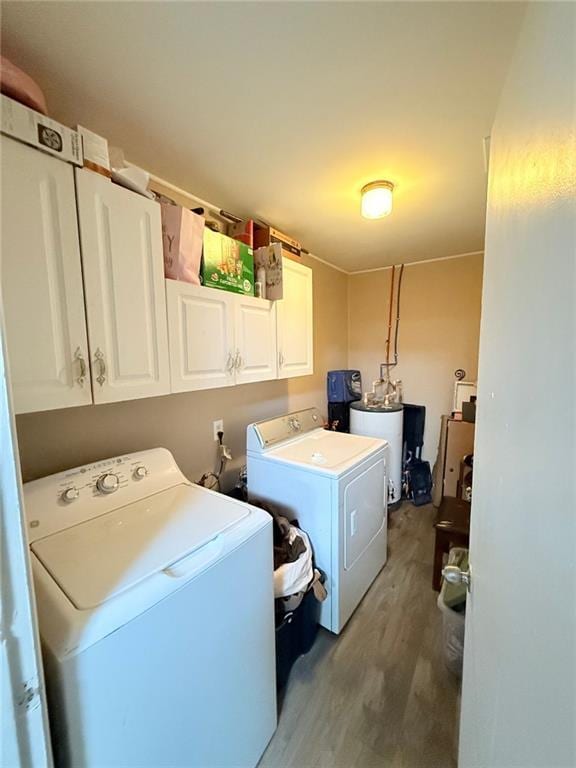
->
[273,527,313,599]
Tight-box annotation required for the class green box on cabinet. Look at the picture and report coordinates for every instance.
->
[202,228,254,295]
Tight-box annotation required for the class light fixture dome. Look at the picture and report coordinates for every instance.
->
[361,180,394,219]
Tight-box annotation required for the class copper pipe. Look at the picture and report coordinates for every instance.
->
[385,265,396,368]
[393,264,405,362]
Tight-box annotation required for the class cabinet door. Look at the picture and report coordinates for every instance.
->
[234,295,277,385]
[76,169,170,404]
[276,258,313,379]
[166,280,235,392]
[0,137,92,413]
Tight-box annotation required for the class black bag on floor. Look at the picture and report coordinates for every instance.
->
[407,459,432,506]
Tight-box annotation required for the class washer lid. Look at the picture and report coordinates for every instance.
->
[31,484,249,610]
[267,431,385,476]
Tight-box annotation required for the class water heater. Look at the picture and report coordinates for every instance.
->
[350,401,404,504]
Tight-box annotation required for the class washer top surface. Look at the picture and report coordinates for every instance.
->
[25,449,273,657]
[247,408,387,477]
[31,482,250,610]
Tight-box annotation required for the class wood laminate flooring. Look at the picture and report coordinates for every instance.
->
[260,503,461,768]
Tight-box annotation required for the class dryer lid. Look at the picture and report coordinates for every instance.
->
[31,484,250,610]
[267,431,385,476]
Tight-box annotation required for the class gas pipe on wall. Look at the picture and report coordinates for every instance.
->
[350,263,405,504]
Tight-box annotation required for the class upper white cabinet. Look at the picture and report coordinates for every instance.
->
[0,136,92,413]
[234,294,277,385]
[166,261,312,394]
[276,257,314,379]
[76,169,170,404]
[1,139,313,411]
[166,281,278,392]
[166,281,235,392]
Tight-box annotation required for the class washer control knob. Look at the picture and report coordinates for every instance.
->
[61,486,79,503]
[96,473,119,494]
[134,465,148,480]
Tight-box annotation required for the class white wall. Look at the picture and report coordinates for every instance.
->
[348,253,484,463]
[459,2,576,766]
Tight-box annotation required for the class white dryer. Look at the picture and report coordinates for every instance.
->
[24,448,276,768]
[247,408,389,634]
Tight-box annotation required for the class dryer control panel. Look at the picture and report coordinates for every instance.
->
[247,408,324,451]
[23,448,188,542]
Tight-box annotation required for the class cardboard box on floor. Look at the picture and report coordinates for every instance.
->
[432,416,475,505]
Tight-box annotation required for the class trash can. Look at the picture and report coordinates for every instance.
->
[271,518,326,690]
[275,586,321,690]
[246,499,327,690]
[437,547,468,677]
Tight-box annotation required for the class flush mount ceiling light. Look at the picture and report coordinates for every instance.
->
[361,180,394,219]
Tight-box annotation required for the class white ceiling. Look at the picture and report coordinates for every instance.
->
[1,1,525,271]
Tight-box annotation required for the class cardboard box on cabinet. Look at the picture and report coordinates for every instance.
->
[253,223,301,261]
[202,228,254,295]
[1,94,83,165]
[78,126,111,177]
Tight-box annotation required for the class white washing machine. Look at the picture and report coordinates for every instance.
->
[247,408,389,634]
[24,448,276,768]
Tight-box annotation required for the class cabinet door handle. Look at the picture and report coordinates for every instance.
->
[74,347,87,386]
[236,352,242,370]
[279,351,284,367]
[94,348,106,386]
[226,352,235,373]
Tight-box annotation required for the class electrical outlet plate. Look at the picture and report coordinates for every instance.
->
[213,419,224,441]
